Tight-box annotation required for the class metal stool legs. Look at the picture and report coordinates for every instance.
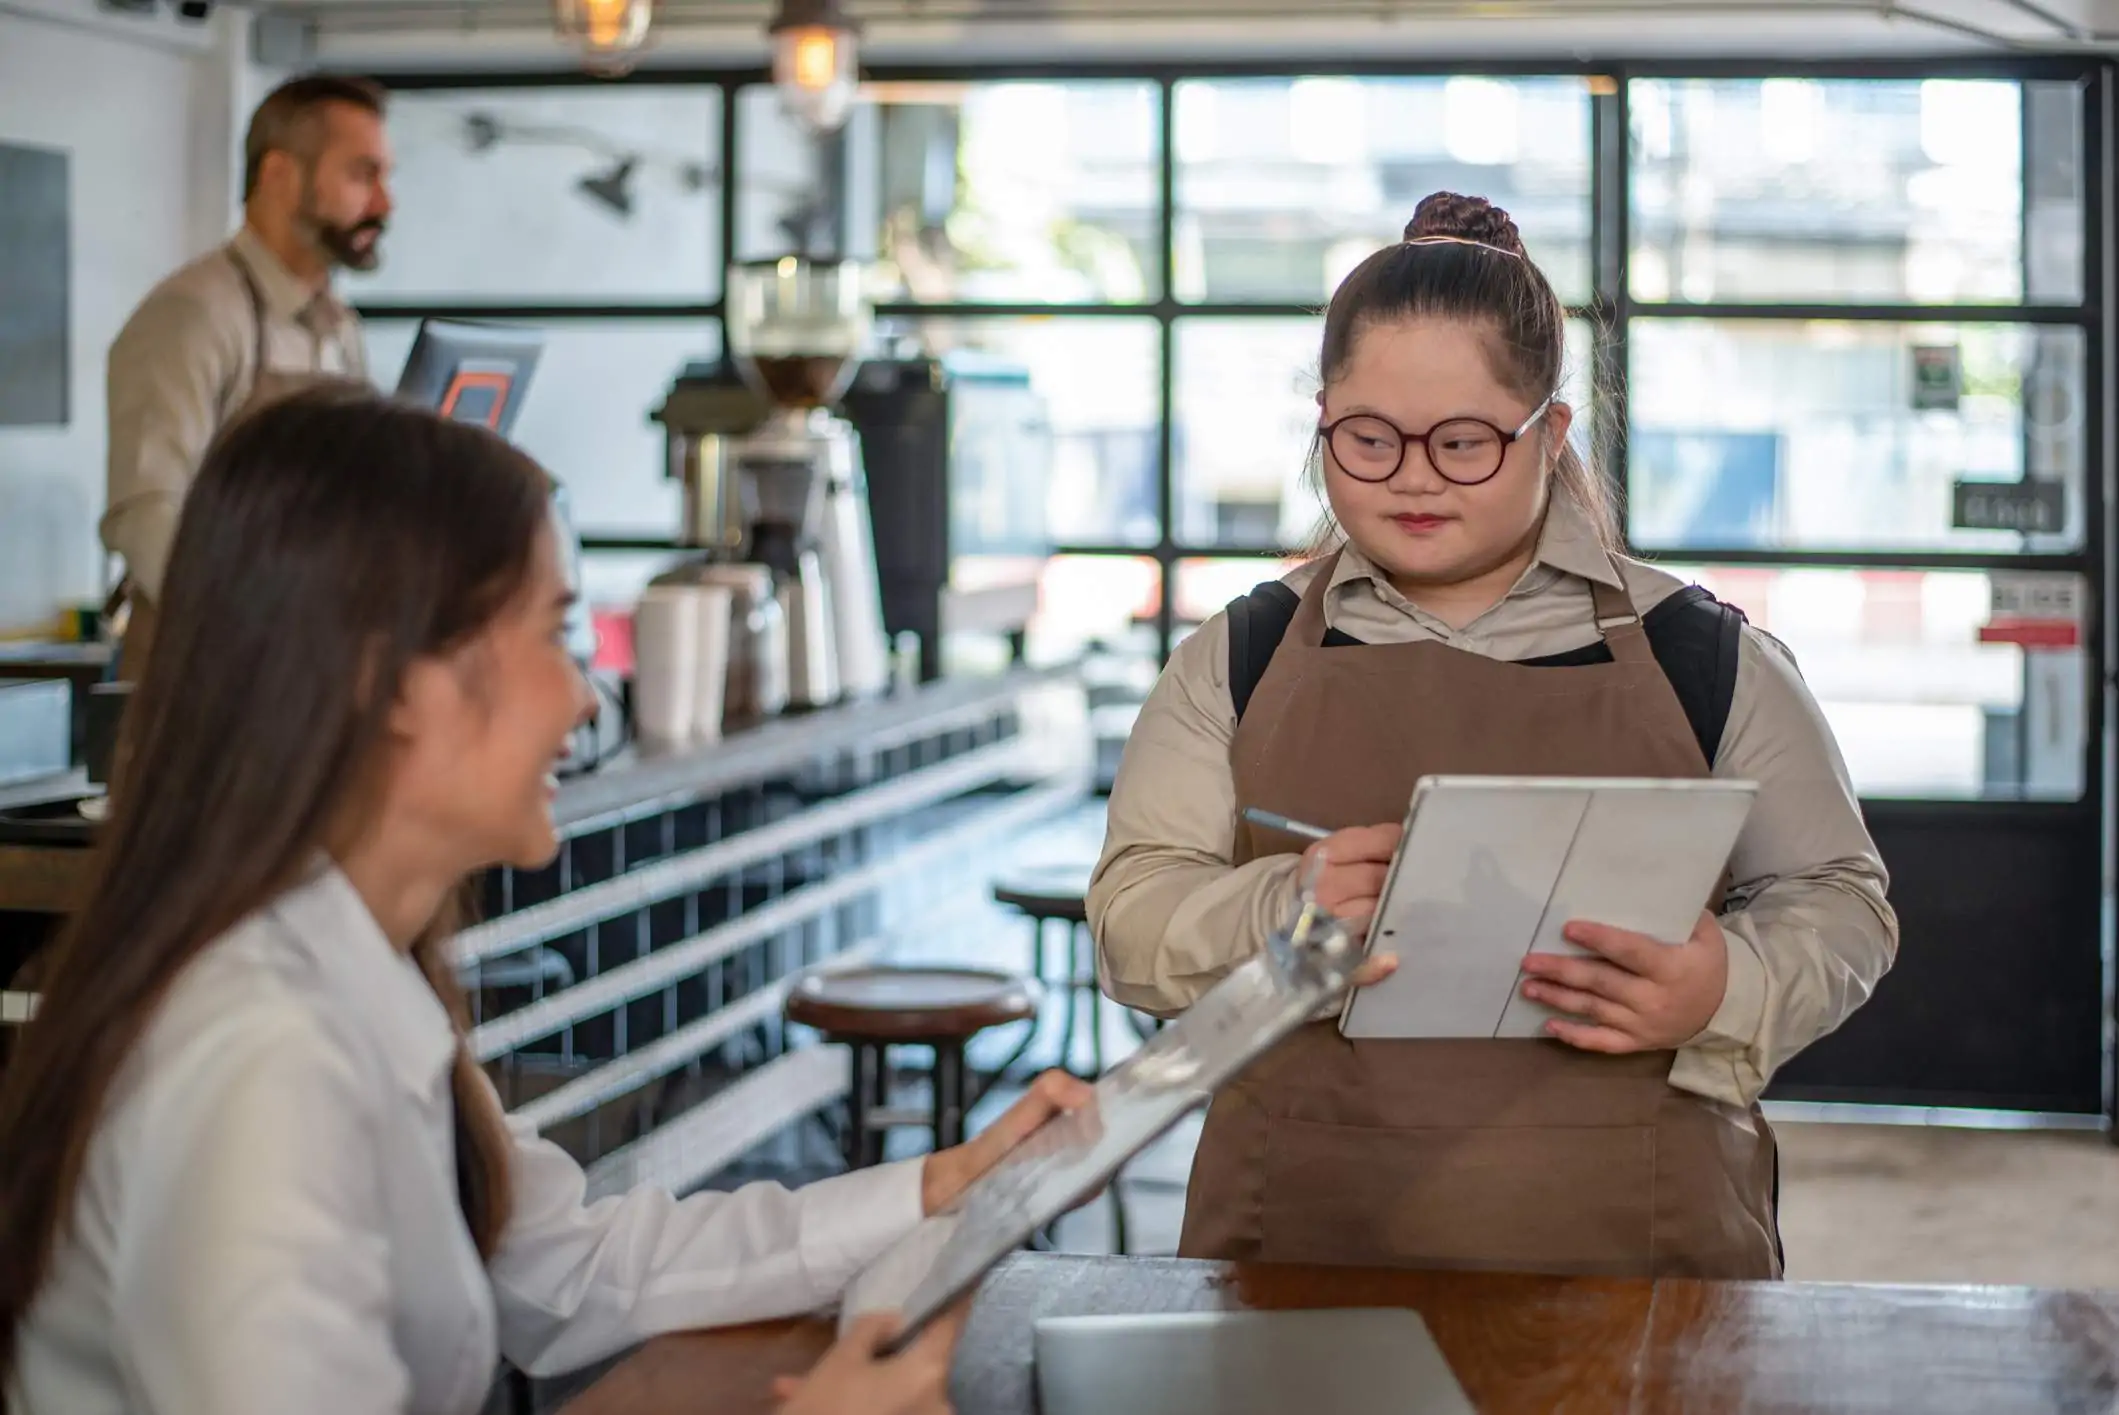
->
[841,1037,973,1168]
[933,1040,970,1151]
[1071,922,1106,1079]
[846,1040,889,1170]
[1033,918,1106,1081]
[990,915,1106,1083]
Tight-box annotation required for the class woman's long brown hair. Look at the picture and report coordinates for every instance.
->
[0,387,551,1392]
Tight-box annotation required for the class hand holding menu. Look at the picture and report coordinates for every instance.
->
[838,881,1368,1353]
[1339,775,1756,1041]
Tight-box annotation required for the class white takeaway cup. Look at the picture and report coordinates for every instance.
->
[631,585,702,748]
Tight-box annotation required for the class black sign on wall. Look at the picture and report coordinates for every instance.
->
[1911,345,1962,411]
[1952,479,2067,536]
[0,142,70,428]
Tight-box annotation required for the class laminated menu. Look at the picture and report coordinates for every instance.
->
[837,873,1365,1353]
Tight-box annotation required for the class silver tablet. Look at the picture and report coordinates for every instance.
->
[1339,775,1757,1041]
[839,882,1366,1354]
[1036,1308,1476,1415]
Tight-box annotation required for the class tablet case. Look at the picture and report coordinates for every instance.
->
[1339,776,1756,1041]
[1035,1309,1477,1415]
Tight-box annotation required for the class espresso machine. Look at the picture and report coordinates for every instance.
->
[650,258,892,714]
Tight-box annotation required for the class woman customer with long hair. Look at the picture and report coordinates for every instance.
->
[0,386,1085,1414]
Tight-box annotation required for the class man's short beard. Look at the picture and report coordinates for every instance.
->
[299,177,384,272]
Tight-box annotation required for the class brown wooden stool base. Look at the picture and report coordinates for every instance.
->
[786,966,1040,1167]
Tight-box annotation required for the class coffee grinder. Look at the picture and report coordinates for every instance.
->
[725,257,891,708]
[651,258,892,714]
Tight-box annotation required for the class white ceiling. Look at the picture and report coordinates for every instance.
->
[230,0,2119,69]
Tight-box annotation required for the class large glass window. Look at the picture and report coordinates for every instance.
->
[1174,76,1593,306]
[1172,317,1319,550]
[876,315,1162,547]
[352,87,721,304]
[1629,320,2085,554]
[351,66,2100,807]
[1629,78,2082,306]
[363,318,720,535]
[1656,564,2087,801]
[1174,315,1596,551]
[1175,555,1299,628]
[735,81,1161,302]
[1029,554,1162,665]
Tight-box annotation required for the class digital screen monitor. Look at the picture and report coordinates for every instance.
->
[395,319,543,439]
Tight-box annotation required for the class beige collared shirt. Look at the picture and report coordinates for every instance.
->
[1090,493,1899,1109]
[102,227,368,600]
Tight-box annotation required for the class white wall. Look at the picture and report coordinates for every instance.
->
[0,1,251,635]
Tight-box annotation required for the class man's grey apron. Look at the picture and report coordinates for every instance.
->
[115,251,342,680]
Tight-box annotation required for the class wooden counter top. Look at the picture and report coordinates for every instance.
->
[559,1252,2119,1415]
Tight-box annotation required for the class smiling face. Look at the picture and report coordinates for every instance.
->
[383,523,594,873]
[1320,315,1573,596]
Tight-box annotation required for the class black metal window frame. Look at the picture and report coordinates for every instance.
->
[357,53,2112,664]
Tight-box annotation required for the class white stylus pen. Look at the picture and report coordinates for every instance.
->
[1241,807,1333,842]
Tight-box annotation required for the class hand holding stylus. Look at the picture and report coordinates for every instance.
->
[1244,807,1404,950]
[1305,823,1404,947]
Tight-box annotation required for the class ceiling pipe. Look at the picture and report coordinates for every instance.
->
[238,0,2119,55]
[248,0,2026,33]
[1993,0,2091,39]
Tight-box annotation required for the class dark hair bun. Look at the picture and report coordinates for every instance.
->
[1404,192,1527,257]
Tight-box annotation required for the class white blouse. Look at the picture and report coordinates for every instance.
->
[10,865,925,1415]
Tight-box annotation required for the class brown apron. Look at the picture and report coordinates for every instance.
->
[1178,551,1782,1280]
[115,251,338,681]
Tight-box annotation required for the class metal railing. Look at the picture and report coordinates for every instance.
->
[469,670,1092,1196]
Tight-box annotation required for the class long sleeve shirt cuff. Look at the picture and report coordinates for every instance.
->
[1695,911,1770,1051]
[793,1157,927,1292]
[1668,912,1771,1106]
[102,496,181,602]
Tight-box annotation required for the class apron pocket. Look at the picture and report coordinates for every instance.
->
[1260,1116,1657,1275]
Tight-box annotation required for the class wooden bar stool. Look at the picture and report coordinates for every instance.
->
[990,866,1102,1078]
[993,865,1163,1078]
[787,966,1041,1168]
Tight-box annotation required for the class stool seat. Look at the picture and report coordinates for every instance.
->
[992,864,1093,923]
[787,966,1041,1043]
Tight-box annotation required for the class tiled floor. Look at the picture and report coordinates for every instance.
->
[1774,1122,2119,1288]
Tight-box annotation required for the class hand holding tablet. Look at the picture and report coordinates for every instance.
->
[1518,908,1734,1054]
[1334,775,1757,1042]
[1259,794,1744,1053]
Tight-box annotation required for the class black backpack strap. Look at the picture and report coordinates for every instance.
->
[1640,584,1748,768]
[1225,581,1302,722]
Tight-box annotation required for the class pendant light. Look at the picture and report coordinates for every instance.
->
[554,0,652,74]
[769,0,860,133]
